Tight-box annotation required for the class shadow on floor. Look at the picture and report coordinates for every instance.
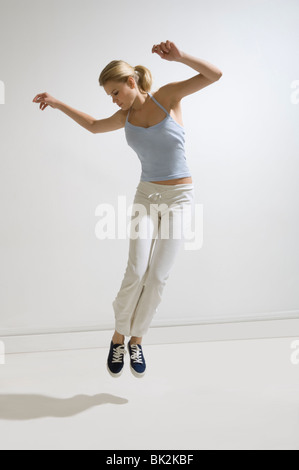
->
[0,393,128,420]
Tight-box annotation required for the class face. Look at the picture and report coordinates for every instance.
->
[104,79,135,110]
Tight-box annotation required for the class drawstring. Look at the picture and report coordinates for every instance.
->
[144,185,193,201]
[148,192,162,202]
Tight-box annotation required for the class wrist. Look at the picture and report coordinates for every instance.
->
[176,50,186,63]
[55,100,63,110]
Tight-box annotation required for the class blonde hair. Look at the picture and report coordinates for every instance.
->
[98,60,153,93]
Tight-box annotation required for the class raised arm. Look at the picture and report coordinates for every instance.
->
[152,40,223,102]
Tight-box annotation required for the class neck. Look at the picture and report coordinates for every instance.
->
[131,91,149,111]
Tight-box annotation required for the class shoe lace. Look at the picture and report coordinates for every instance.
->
[112,345,126,363]
[130,344,143,364]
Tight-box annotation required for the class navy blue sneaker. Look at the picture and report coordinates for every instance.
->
[107,341,126,378]
[127,341,146,378]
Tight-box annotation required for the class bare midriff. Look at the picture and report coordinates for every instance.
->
[149,176,193,185]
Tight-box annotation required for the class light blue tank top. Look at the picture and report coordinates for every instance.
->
[125,92,192,182]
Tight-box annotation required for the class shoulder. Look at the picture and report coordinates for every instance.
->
[117,108,130,126]
[151,86,182,114]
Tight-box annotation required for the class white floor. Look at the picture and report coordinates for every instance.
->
[0,337,298,450]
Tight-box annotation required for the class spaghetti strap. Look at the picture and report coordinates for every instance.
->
[147,92,170,116]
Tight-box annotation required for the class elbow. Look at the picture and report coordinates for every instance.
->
[209,71,223,83]
[89,122,96,134]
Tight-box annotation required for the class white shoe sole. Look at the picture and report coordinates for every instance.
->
[106,362,124,378]
[130,365,146,378]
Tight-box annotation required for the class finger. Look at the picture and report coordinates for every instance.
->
[166,40,171,51]
[159,41,170,53]
[152,44,165,57]
[34,93,46,102]
[160,42,169,53]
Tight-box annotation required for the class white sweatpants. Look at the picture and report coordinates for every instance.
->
[112,180,195,337]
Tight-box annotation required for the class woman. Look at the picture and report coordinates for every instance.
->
[33,40,222,379]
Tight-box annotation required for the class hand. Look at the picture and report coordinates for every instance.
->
[151,40,183,62]
[32,92,59,110]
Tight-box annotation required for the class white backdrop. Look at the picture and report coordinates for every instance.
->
[0,0,298,336]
